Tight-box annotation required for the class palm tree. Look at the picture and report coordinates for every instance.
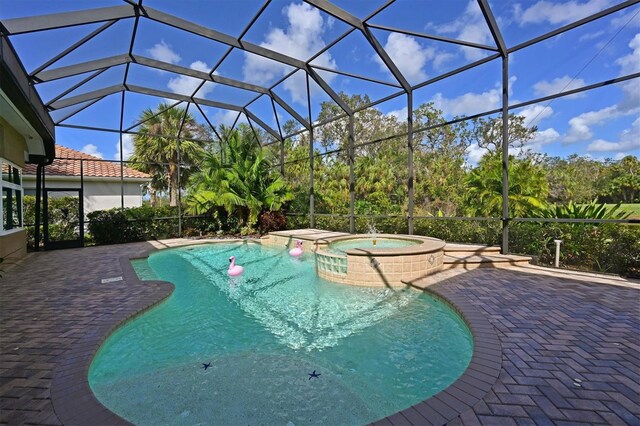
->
[186,125,292,226]
[129,103,208,206]
[465,153,549,217]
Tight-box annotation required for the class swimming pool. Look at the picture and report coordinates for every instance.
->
[89,242,472,425]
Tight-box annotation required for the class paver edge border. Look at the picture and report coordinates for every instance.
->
[50,239,252,425]
[372,284,503,425]
[50,246,172,425]
[49,241,502,426]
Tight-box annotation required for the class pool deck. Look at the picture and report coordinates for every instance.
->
[267,228,350,242]
[1,238,639,425]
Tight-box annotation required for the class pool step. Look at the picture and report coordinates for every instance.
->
[443,243,501,255]
[443,253,532,270]
[442,243,531,269]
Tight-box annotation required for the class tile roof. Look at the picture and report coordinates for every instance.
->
[23,145,150,179]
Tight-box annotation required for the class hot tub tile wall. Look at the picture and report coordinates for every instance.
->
[316,252,348,275]
[316,249,444,287]
[266,232,446,287]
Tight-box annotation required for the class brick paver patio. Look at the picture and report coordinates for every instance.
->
[1,241,638,425]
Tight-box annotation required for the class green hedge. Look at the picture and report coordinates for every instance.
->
[23,195,80,249]
[87,206,195,245]
[87,205,285,245]
[510,222,639,277]
[24,196,640,276]
[414,218,500,245]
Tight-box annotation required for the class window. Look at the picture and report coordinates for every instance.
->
[1,158,23,235]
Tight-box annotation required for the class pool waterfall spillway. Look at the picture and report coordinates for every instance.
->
[265,231,446,287]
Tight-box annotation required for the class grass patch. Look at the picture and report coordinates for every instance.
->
[606,203,640,219]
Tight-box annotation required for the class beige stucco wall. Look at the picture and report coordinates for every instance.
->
[0,117,28,260]
[0,229,27,260]
[0,116,28,167]
[22,176,145,215]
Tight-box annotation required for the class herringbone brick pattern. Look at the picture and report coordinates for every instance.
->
[0,242,161,425]
[0,243,638,425]
[437,270,640,426]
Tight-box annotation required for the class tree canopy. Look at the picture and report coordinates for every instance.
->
[133,96,638,224]
[130,103,210,206]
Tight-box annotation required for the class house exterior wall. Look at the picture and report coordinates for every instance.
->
[81,180,144,213]
[0,116,28,260]
[22,177,145,215]
[0,116,28,168]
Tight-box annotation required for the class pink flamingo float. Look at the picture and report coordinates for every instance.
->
[289,240,303,257]
[228,256,244,276]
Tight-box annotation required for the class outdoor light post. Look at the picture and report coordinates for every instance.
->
[554,239,562,268]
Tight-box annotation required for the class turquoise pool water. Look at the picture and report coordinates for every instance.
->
[327,238,420,255]
[89,242,472,425]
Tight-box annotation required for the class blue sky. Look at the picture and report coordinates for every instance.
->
[1,0,638,164]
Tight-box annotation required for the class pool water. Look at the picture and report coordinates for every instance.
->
[327,238,420,255]
[89,242,472,425]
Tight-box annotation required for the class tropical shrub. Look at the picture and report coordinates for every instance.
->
[258,210,287,233]
[23,195,81,249]
[465,153,549,217]
[87,209,144,244]
[414,218,501,245]
[186,125,293,226]
[532,200,631,220]
[129,103,209,207]
[285,214,310,230]
[86,204,250,245]
[183,211,223,237]
[510,222,640,277]
[119,205,179,238]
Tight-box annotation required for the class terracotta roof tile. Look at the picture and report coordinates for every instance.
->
[24,145,150,179]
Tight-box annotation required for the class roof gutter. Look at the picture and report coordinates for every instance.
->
[0,30,56,164]
[22,175,151,183]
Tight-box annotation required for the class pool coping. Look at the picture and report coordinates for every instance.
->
[49,240,501,426]
[370,284,502,425]
[319,233,446,257]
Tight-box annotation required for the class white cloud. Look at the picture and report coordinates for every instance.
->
[518,0,613,26]
[587,139,638,152]
[564,33,640,142]
[611,8,640,29]
[375,33,433,83]
[430,76,516,117]
[385,106,408,121]
[533,76,587,98]
[282,72,311,105]
[432,86,500,117]
[114,134,134,160]
[374,32,457,83]
[616,33,640,76]
[586,116,640,152]
[528,128,560,148]
[81,144,104,159]
[466,143,488,165]
[433,52,456,70]
[518,104,554,126]
[565,105,619,142]
[587,152,628,161]
[147,40,181,64]
[508,128,561,157]
[430,1,494,61]
[578,30,605,42]
[167,60,211,97]
[243,3,336,104]
[212,110,248,127]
